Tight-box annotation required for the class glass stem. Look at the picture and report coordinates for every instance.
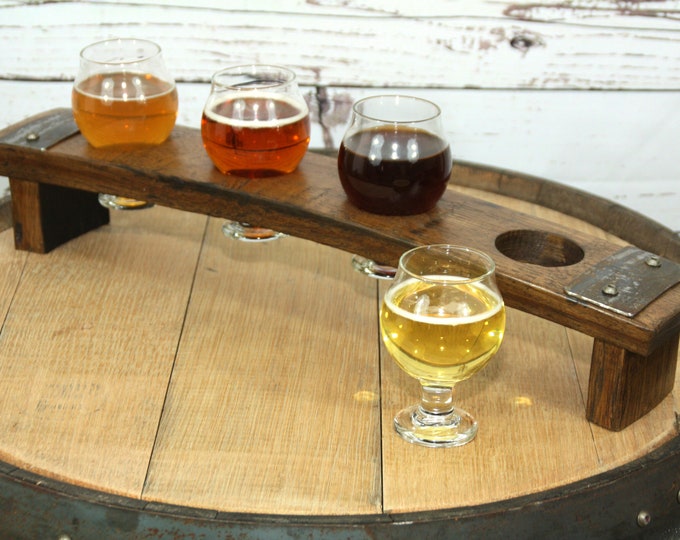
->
[419,385,455,416]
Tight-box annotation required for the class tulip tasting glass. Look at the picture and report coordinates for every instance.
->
[380,245,505,447]
[201,65,311,242]
[338,95,452,278]
[72,38,178,210]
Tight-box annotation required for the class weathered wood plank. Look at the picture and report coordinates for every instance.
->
[3,0,679,27]
[1,118,678,363]
[1,2,679,89]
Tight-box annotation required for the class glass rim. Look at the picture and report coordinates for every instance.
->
[210,64,297,90]
[398,244,496,284]
[80,38,162,64]
[352,94,441,124]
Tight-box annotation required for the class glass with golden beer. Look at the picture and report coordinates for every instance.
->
[380,245,505,447]
[72,38,178,209]
[201,65,311,242]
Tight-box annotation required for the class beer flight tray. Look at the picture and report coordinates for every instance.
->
[1,108,679,431]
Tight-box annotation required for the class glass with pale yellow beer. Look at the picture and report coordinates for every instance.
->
[380,244,505,447]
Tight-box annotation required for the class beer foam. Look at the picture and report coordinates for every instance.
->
[75,72,176,101]
[204,91,309,128]
[384,277,503,325]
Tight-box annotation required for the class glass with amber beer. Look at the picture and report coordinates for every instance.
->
[72,38,178,209]
[380,245,505,447]
[201,64,311,242]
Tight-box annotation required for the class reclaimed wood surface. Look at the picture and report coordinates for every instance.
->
[0,1,679,230]
[0,184,677,519]
[2,1,679,88]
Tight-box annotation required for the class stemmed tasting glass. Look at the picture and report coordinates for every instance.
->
[72,38,178,210]
[201,64,311,242]
[380,244,505,447]
[338,95,452,278]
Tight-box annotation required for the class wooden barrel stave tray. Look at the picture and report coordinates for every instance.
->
[1,110,679,433]
[0,110,678,537]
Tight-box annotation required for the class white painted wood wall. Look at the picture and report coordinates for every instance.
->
[1,0,678,231]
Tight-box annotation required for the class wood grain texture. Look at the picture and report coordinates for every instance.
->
[0,181,676,519]
[511,192,679,463]
[0,0,678,526]
[1,0,679,230]
[0,214,26,315]
[9,178,109,253]
[587,337,679,431]
[143,221,382,514]
[1,1,679,89]
[0,206,207,497]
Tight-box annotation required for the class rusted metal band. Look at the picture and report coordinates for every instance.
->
[0,109,79,151]
[565,246,680,317]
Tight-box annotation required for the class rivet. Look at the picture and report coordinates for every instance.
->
[602,284,618,297]
[57,535,71,540]
[677,488,680,504]
[25,132,40,142]
[637,510,651,527]
[645,255,662,268]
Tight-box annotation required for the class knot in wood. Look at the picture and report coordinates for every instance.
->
[510,35,535,52]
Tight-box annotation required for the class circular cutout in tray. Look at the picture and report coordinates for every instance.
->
[495,229,584,267]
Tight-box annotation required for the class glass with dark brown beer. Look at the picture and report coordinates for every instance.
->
[338,95,452,278]
[72,38,178,209]
[338,95,451,215]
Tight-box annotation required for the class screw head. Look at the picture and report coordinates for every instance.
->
[602,284,618,297]
[637,510,651,527]
[645,255,662,268]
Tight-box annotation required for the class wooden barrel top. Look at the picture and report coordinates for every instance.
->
[0,171,678,537]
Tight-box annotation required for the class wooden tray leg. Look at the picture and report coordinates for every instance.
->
[9,178,109,253]
[586,335,679,431]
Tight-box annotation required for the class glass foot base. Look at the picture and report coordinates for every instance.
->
[394,404,478,448]
[222,221,286,243]
[98,194,153,210]
[351,255,396,280]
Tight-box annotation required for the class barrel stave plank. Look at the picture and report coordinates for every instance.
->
[0,207,207,497]
[568,329,679,466]
[143,220,382,515]
[2,122,676,360]
[0,222,27,318]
